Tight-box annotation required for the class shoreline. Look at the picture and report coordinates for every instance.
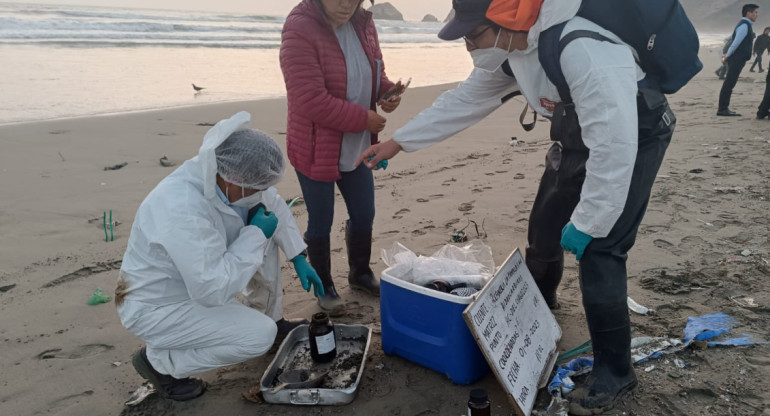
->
[0,95,284,128]
[0,82,458,128]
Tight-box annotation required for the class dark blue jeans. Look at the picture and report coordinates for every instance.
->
[296,164,375,241]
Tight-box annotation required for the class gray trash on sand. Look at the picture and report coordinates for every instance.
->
[125,382,155,406]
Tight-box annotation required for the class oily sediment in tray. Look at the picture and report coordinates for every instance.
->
[270,335,367,390]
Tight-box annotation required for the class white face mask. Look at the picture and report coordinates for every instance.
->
[470,30,513,73]
[227,186,263,208]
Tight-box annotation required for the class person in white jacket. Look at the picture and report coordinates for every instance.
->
[116,111,324,401]
[357,0,676,414]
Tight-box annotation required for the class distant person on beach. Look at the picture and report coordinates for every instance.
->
[749,26,770,72]
[717,3,759,117]
[115,112,323,401]
[357,0,677,413]
[279,0,402,316]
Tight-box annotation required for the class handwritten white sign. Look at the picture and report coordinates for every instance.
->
[463,249,561,416]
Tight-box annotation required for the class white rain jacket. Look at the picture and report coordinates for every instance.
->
[393,0,644,238]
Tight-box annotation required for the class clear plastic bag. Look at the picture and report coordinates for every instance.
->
[381,239,495,289]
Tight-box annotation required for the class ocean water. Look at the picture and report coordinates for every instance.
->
[0,2,727,125]
[0,2,475,125]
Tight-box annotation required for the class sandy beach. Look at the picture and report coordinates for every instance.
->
[1,46,769,416]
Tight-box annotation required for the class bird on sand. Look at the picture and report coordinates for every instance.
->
[192,83,205,92]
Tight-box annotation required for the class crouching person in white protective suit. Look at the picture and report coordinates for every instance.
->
[115,111,324,401]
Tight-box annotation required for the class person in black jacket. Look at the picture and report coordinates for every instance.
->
[717,4,759,117]
[749,27,770,72]
[758,66,770,119]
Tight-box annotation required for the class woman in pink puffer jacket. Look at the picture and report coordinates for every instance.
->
[280,0,399,316]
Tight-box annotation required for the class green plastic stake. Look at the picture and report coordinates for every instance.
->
[109,210,114,241]
[87,288,111,306]
[103,211,108,242]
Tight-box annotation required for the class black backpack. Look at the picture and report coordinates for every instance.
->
[539,0,702,101]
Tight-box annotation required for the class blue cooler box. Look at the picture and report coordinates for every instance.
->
[380,269,491,384]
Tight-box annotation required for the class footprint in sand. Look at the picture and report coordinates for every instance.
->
[445,218,460,227]
[652,239,683,255]
[639,224,669,235]
[515,202,531,214]
[47,390,94,413]
[463,153,490,160]
[458,202,474,212]
[442,178,457,187]
[678,235,711,251]
[340,302,375,320]
[514,173,525,179]
[37,344,114,360]
[411,229,426,236]
[43,261,122,288]
[392,208,410,219]
[429,194,444,199]
[416,198,429,203]
[728,231,753,244]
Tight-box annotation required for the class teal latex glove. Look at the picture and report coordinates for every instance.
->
[368,155,388,170]
[290,255,325,297]
[561,222,593,260]
[248,204,278,239]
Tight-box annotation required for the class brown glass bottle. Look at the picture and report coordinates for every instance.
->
[467,388,491,416]
[308,312,337,363]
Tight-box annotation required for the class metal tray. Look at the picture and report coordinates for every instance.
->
[260,323,372,405]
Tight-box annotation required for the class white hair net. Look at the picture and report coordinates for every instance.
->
[214,129,285,189]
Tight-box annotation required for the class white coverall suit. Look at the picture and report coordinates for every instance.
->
[116,112,306,379]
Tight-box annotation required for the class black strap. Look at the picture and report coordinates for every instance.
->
[500,59,537,131]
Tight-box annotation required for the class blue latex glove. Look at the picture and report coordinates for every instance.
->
[561,222,593,260]
[290,255,325,297]
[368,155,388,170]
[248,204,278,238]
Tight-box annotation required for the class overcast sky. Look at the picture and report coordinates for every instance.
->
[14,0,453,21]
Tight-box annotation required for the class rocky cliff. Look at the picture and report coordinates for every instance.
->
[422,14,439,23]
[368,2,403,21]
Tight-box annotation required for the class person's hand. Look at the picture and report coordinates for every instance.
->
[290,255,324,297]
[560,222,593,260]
[248,204,278,239]
[721,55,727,63]
[356,139,402,169]
[378,94,401,113]
[367,110,386,134]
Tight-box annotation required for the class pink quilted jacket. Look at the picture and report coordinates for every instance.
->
[280,0,394,182]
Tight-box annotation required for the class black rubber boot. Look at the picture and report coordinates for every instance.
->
[131,347,207,401]
[568,302,637,415]
[274,317,309,346]
[345,221,380,296]
[305,236,345,317]
[525,248,564,310]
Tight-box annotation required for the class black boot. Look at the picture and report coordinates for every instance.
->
[345,221,380,296]
[568,302,637,415]
[305,236,345,317]
[525,248,563,310]
[274,317,309,346]
[131,347,207,401]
